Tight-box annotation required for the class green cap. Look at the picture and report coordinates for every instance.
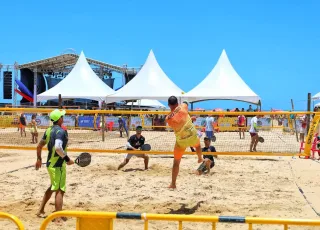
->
[136,125,142,130]
[50,109,66,122]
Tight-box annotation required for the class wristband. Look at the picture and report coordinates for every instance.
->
[64,155,70,162]
[37,157,42,161]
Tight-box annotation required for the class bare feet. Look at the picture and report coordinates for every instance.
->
[198,158,204,163]
[36,211,46,218]
[118,164,124,170]
[168,183,176,189]
[52,217,63,225]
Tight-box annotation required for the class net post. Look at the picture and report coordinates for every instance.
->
[307,93,311,133]
[101,113,105,142]
[304,115,320,158]
[291,99,299,142]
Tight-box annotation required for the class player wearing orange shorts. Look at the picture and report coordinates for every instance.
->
[166,96,203,189]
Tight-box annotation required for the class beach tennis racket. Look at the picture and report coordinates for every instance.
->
[258,136,264,143]
[197,162,207,173]
[75,152,91,167]
[211,135,216,142]
[140,144,151,151]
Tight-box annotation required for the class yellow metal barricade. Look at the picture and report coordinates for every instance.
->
[0,212,24,230]
[40,211,320,230]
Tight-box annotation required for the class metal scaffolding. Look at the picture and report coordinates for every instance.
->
[1,50,140,107]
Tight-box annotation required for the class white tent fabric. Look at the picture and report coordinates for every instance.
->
[183,50,260,104]
[312,92,320,100]
[125,99,166,109]
[37,51,115,101]
[107,50,184,103]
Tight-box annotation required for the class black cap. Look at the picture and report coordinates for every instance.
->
[136,126,142,130]
[204,137,211,141]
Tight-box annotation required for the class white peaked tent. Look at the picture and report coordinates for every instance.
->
[183,50,261,104]
[37,51,115,101]
[125,99,166,109]
[107,50,184,103]
[312,92,320,100]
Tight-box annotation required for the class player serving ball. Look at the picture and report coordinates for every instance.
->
[166,96,203,189]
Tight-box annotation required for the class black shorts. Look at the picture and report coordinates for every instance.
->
[197,159,215,172]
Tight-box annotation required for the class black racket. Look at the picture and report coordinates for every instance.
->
[258,136,264,143]
[211,135,216,142]
[75,152,91,167]
[140,144,151,151]
[197,162,207,173]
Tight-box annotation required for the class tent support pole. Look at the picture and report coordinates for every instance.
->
[58,94,62,109]
[191,102,194,111]
[33,68,37,108]
[127,100,134,139]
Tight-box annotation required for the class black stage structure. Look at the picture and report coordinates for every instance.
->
[2,50,139,107]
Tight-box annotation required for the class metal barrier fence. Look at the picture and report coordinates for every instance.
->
[0,212,25,230]
[40,211,320,230]
[0,108,319,157]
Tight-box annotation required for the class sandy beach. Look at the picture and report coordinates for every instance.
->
[0,145,320,229]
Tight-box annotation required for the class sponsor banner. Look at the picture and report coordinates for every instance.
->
[63,116,75,127]
[28,115,50,127]
[97,116,120,129]
[194,117,206,127]
[218,117,238,131]
[130,117,142,129]
[247,117,272,130]
[0,115,17,127]
[78,116,94,128]
[144,117,153,127]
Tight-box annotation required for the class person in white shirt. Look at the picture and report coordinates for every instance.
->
[249,115,261,152]
[205,114,215,141]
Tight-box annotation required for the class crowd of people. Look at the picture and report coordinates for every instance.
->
[27,96,320,223]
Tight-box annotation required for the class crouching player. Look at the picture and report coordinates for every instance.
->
[196,137,216,175]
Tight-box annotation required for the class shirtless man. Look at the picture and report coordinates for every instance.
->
[166,96,203,189]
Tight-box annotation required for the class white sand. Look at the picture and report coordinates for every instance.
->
[0,148,320,230]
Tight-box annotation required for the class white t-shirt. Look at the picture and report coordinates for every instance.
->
[205,116,214,131]
[249,117,258,133]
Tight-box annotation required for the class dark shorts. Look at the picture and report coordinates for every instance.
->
[206,131,214,138]
[250,132,257,137]
[197,159,215,172]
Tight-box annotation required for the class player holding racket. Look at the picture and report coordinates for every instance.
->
[166,96,203,189]
[117,126,149,170]
[35,109,74,222]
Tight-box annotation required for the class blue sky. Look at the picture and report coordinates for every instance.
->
[1,0,319,110]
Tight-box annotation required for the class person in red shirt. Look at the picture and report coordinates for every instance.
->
[237,113,246,139]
